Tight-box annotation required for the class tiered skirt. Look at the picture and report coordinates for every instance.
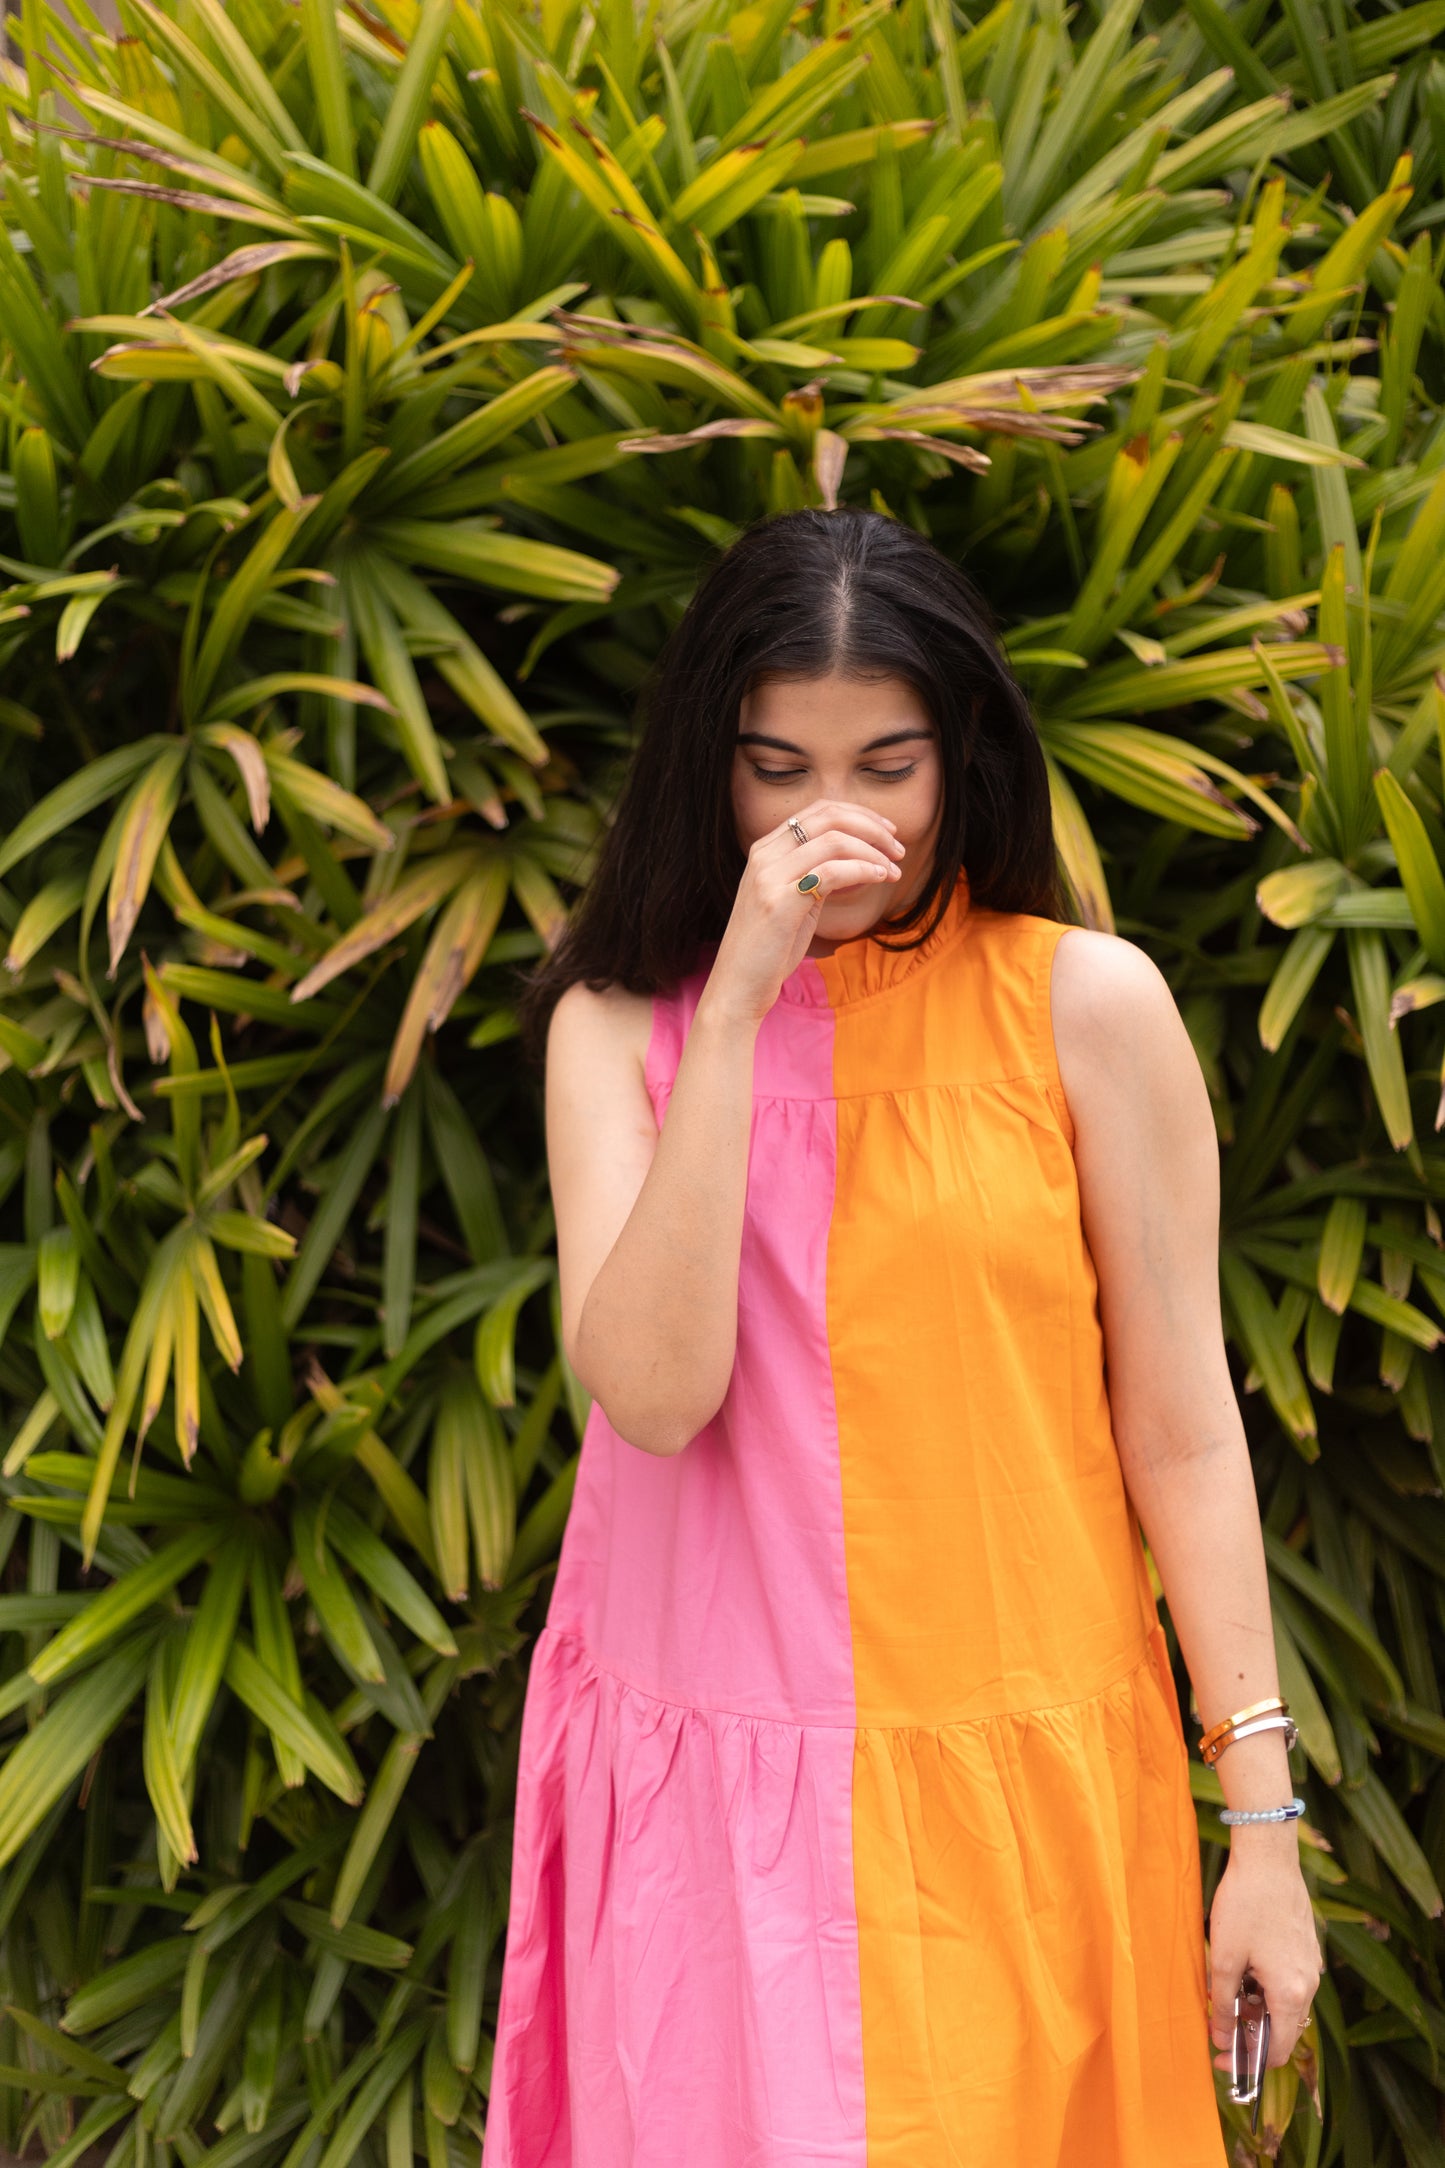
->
[483,1623,1226,2168]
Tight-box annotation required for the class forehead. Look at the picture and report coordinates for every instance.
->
[737,672,934,746]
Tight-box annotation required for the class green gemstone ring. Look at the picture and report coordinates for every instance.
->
[797,871,821,894]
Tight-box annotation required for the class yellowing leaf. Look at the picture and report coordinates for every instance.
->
[383,861,508,1105]
[1257,860,1351,928]
[291,851,477,1004]
[106,742,188,978]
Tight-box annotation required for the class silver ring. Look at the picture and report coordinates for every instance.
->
[787,817,808,846]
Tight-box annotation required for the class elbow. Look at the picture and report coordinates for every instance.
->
[568,1310,728,1457]
[615,1413,703,1458]
[591,1387,718,1458]
[568,1350,717,1457]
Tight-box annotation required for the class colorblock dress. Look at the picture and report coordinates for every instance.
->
[483,873,1227,2168]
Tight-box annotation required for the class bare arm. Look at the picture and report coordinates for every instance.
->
[1052,927,1321,2067]
[546,980,758,1455]
[546,799,905,1455]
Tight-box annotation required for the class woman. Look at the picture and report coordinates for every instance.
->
[482,507,1321,2167]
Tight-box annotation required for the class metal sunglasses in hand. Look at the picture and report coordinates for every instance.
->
[1229,1971,1271,2136]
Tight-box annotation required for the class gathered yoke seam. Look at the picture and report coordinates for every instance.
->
[541,1624,1158,1733]
[654,1066,1065,1110]
[799,900,979,1011]
[786,1069,1057,1106]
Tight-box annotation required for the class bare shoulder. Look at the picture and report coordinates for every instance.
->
[546,977,654,1082]
[1047,925,1206,1133]
[1048,924,1180,1051]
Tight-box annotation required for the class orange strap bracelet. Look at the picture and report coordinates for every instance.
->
[1202,1713,1298,1765]
[1198,1696,1296,1767]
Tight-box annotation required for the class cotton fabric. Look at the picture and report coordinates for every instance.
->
[483,873,1226,2167]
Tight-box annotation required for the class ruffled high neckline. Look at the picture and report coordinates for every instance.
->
[776,869,973,1009]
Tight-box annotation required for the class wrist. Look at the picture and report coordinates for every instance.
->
[1204,1716,1294,1801]
[1225,1815,1303,1858]
[1230,1803,1308,1855]
[694,984,766,1039]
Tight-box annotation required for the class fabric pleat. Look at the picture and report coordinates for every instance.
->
[849,1631,1220,2164]
[485,1628,867,2168]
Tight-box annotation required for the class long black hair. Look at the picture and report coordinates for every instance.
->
[519,506,1062,1055]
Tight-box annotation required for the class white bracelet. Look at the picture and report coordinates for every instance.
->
[1201,1711,1299,1765]
[1219,1796,1307,1826]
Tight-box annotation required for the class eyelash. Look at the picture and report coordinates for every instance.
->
[752,765,918,785]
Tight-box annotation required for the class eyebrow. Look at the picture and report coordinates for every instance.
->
[735,728,934,755]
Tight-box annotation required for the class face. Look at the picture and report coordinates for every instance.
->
[731,671,944,952]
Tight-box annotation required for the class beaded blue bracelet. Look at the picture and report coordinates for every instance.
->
[1220,1796,1307,1826]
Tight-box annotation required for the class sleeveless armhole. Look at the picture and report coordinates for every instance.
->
[643,990,678,1119]
[1032,919,1078,1151]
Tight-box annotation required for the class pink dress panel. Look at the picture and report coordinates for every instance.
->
[481,961,868,2167]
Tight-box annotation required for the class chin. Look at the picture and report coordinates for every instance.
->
[818,890,895,933]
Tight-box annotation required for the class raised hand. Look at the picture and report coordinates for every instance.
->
[705,799,906,1025]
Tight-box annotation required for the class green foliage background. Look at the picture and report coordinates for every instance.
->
[0,0,1443,2159]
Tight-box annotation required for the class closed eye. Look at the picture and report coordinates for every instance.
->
[751,764,918,784]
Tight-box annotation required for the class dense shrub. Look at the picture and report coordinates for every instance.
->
[1,0,1444,2160]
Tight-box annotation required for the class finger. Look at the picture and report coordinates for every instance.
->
[801,798,901,839]
[794,858,903,902]
[1213,1977,1325,2072]
[1205,1941,1246,2052]
[1257,1992,1315,2064]
[759,802,901,855]
[765,831,905,879]
[1253,1961,1320,2027]
[1219,1960,1317,2069]
[786,827,905,873]
[762,843,902,908]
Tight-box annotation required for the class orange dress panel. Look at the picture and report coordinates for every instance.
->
[819,888,1224,2165]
